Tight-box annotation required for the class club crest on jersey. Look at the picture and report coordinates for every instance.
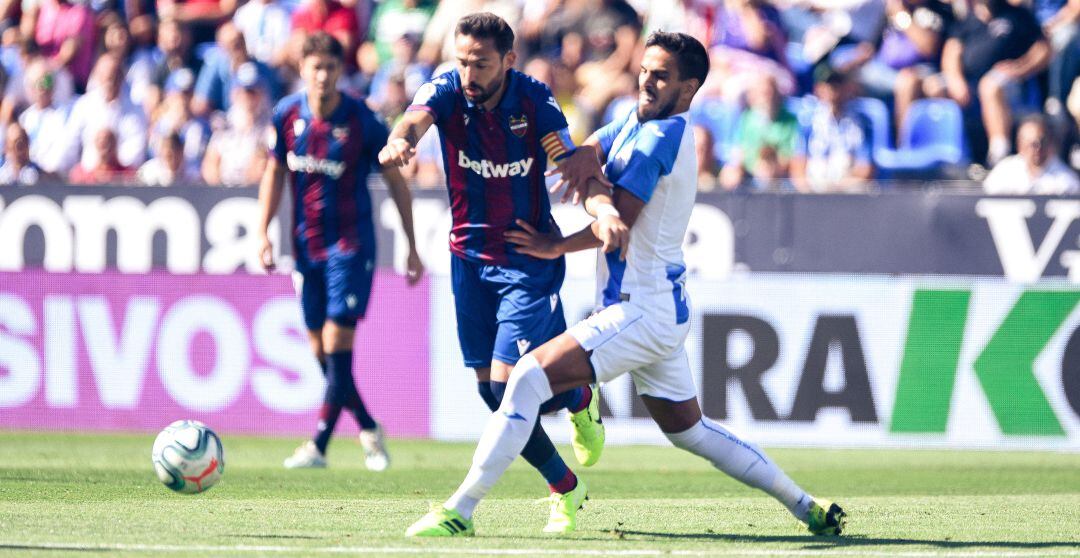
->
[509,115,528,137]
[293,119,305,137]
[516,339,531,356]
[332,126,349,141]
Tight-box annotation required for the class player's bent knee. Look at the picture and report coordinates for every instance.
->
[664,420,707,452]
[506,354,554,402]
[323,317,358,352]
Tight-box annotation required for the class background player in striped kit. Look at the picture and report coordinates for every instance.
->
[256,32,423,472]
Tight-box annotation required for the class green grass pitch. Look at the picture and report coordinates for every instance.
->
[1,431,1079,557]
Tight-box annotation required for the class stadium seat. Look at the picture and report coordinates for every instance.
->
[876,98,967,174]
[848,96,893,152]
[690,98,742,164]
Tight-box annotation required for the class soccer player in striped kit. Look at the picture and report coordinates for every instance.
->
[379,13,608,534]
[256,32,423,471]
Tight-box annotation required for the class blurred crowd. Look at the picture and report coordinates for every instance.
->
[0,0,1077,195]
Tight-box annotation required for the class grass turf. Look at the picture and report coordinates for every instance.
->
[0,431,1078,557]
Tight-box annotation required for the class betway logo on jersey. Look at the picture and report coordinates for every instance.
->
[286,152,346,179]
[458,152,534,178]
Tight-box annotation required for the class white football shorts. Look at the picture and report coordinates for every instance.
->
[566,301,696,402]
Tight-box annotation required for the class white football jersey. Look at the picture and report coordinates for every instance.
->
[593,109,696,326]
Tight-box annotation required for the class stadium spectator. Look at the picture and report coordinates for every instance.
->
[128,17,198,115]
[1035,0,1080,110]
[929,0,1050,165]
[367,34,430,110]
[156,0,240,46]
[368,0,434,64]
[791,66,875,192]
[17,60,74,174]
[523,56,589,142]
[102,13,135,63]
[695,125,719,191]
[0,38,75,125]
[290,0,361,65]
[558,0,643,119]
[371,71,410,125]
[339,40,378,98]
[233,0,293,68]
[0,122,42,186]
[27,0,95,90]
[193,23,279,116]
[138,132,196,186]
[639,0,712,41]
[201,72,270,186]
[148,68,210,172]
[720,73,801,190]
[59,54,147,175]
[417,0,522,66]
[841,0,953,134]
[984,114,1080,194]
[703,0,794,102]
[68,128,135,184]
[127,17,196,113]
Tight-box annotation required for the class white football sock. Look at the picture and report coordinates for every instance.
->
[665,418,812,522]
[445,355,554,519]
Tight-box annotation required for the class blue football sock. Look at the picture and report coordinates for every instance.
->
[326,351,377,431]
[538,385,588,414]
[477,381,500,412]
[313,403,342,454]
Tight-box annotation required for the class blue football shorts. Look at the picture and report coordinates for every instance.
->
[294,248,375,331]
[451,255,567,368]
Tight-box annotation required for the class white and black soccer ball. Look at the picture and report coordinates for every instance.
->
[151,420,225,494]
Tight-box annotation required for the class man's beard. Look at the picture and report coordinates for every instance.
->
[638,93,679,122]
[465,75,504,105]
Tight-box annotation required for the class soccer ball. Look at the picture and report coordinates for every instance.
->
[151,420,225,494]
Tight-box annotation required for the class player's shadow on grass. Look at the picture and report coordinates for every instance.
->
[614,530,1078,549]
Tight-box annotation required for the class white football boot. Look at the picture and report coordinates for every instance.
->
[359,426,390,472]
[283,441,327,469]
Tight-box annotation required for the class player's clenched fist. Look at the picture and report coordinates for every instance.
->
[378,137,416,167]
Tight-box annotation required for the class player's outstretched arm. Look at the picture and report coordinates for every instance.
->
[379,110,435,168]
[380,163,424,285]
[255,157,286,272]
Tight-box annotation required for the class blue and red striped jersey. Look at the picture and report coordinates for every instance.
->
[271,92,388,264]
[407,69,575,266]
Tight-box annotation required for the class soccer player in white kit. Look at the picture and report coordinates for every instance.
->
[406,31,846,538]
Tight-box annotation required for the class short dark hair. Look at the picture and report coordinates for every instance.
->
[455,12,515,55]
[644,32,709,87]
[302,31,344,60]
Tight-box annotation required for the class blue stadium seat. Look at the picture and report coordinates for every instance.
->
[848,96,893,151]
[690,98,742,164]
[876,98,966,173]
